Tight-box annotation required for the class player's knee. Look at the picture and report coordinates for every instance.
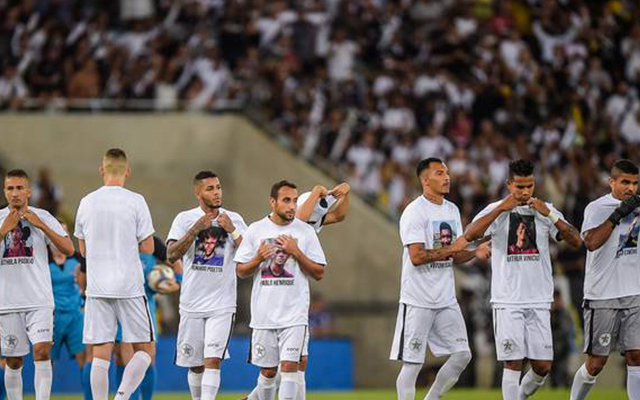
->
[260,367,278,378]
[299,356,308,371]
[33,344,51,361]
[586,356,607,376]
[531,361,552,377]
[504,360,523,371]
[625,351,640,366]
[280,361,298,373]
[204,357,221,369]
[452,351,472,368]
[190,366,205,374]
[5,357,23,370]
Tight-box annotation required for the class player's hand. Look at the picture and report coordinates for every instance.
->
[0,209,21,237]
[257,241,276,261]
[312,185,329,197]
[217,212,235,233]
[193,213,216,233]
[527,197,550,216]
[475,241,491,260]
[498,194,519,213]
[156,279,180,294]
[330,183,350,198]
[608,194,640,225]
[22,209,46,230]
[276,235,299,255]
[450,236,469,252]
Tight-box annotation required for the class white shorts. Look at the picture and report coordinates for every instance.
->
[390,303,470,363]
[83,297,155,344]
[302,328,310,357]
[176,312,235,367]
[493,307,553,361]
[249,325,308,368]
[0,309,53,357]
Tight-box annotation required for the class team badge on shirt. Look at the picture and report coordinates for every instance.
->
[507,214,539,261]
[616,213,639,258]
[193,226,227,272]
[260,238,294,282]
[2,222,34,264]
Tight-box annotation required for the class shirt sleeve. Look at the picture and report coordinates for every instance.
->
[233,213,248,235]
[303,229,326,266]
[166,213,187,243]
[136,196,155,243]
[234,226,257,263]
[74,200,85,240]
[41,210,67,245]
[581,201,612,236]
[471,203,499,237]
[399,207,426,247]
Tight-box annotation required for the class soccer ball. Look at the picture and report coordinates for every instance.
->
[147,264,176,293]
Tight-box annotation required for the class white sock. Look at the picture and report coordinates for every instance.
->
[396,362,422,400]
[5,365,23,400]
[518,369,546,399]
[254,374,276,400]
[201,368,220,400]
[246,387,259,400]
[424,351,471,400]
[502,369,520,400]
[34,360,52,400]
[187,370,203,400]
[91,358,110,400]
[114,351,151,400]
[278,372,298,400]
[569,364,597,400]
[627,366,640,400]
[294,371,306,400]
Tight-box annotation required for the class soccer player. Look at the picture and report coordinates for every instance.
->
[569,159,640,400]
[0,169,74,400]
[295,182,350,232]
[235,180,326,400]
[75,149,155,400]
[49,221,86,371]
[390,158,489,400]
[167,171,247,400]
[465,159,582,400]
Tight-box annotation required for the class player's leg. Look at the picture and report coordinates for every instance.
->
[140,299,159,400]
[494,308,526,400]
[569,307,615,400]
[247,329,279,400]
[27,309,54,400]
[82,345,93,400]
[115,343,140,400]
[201,313,234,400]
[84,297,118,400]
[176,313,206,400]
[620,307,640,399]
[518,309,553,399]
[116,297,155,400]
[389,304,432,400]
[1,312,29,400]
[0,358,6,400]
[295,327,310,400]
[278,326,305,400]
[423,304,471,400]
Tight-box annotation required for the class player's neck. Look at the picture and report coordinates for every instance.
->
[269,213,292,226]
[103,176,126,187]
[423,190,444,205]
[200,204,220,217]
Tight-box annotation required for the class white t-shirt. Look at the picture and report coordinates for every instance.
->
[582,194,640,300]
[296,192,338,233]
[234,216,326,329]
[472,201,563,308]
[0,207,66,313]
[398,196,462,309]
[167,207,247,315]
[74,186,155,298]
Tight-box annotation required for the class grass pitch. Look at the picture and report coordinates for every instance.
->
[45,389,627,399]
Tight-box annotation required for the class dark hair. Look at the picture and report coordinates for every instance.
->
[611,159,639,177]
[6,169,29,180]
[416,158,443,178]
[508,159,534,180]
[105,148,127,160]
[270,180,297,200]
[439,221,453,233]
[193,171,218,184]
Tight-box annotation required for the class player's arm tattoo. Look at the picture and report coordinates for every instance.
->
[408,244,458,265]
[583,222,615,251]
[554,220,583,249]
[452,249,476,264]
[167,228,198,263]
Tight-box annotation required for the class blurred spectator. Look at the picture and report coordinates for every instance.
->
[30,167,62,215]
[309,293,333,338]
[550,288,576,388]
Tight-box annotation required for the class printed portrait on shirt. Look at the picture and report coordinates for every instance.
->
[193,226,227,266]
[432,220,457,249]
[507,214,539,255]
[260,238,294,279]
[3,222,33,258]
[617,212,639,257]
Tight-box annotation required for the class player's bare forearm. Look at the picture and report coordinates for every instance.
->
[167,228,198,263]
[139,235,154,254]
[291,248,324,280]
[43,225,75,256]
[409,247,457,265]
[236,256,262,279]
[555,220,583,249]
[325,195,350,225]
[296,195,318,222]
[465,209,502,241]
[583,223,615,251]
[452,249,475,264]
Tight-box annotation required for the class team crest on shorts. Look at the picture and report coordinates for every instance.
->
[254,344,266,359]
[599,333,611,347]
[502,339,516,355]
[180,343,194,358]
[409,338,423,352]
[4,334,18,350]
